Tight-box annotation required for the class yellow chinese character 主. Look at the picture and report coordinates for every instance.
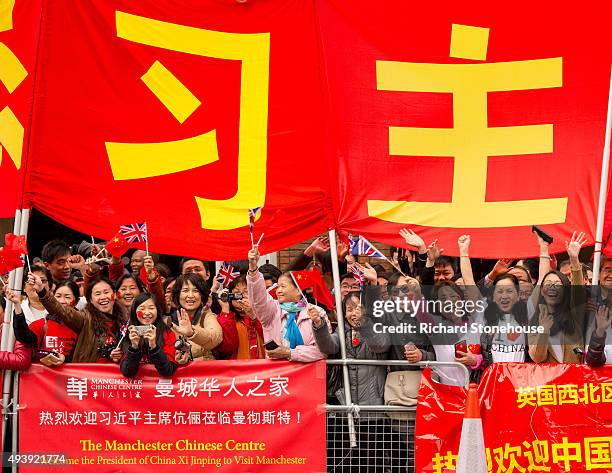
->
[536,385,558,406]
[516,386,537,409]
[431,450,457,473]
[522,440,551,472]
[0,0,27,171]
[584,437,612,470]
[552,437,582,471]
[371,23,566,228]
[557,384,579,406]
[105,12,270,231]
[578,383,601,404]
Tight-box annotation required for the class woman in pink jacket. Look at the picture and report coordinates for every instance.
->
[0,297,31,371]
[247,246,329,362]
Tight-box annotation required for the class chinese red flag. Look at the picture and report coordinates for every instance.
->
[292,269,335,310]
[0,246,24,274]
[322,0,612,257]
[4,233,27,254]
[24,0,331,260]
[0,0,42,217]
[103,233,130,258]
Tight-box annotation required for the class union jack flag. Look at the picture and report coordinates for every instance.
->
[350,264,365,287]
[119,222,148,244]
[216,262,240,288]
[248,207,262,233]
[349,235,385,259]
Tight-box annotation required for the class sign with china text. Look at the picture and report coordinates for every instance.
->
[416,364,612,472]
[19,361,326,472]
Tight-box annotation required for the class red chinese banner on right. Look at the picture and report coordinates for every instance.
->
[323,0,612,258]
[416,364,612,472]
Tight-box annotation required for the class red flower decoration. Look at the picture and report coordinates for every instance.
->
[352,337,360,347]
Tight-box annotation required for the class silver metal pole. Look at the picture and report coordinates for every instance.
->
[592,65,612,286]
[11,371,19,473]
[327,229,357,447]
[1,209,21,450]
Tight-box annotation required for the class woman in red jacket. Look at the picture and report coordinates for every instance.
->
[0,297,31,371]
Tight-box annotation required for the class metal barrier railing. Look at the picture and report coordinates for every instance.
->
[324,359,469,473]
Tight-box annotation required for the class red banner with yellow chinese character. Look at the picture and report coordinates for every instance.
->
[0,0,42,217]
[322,0,612,258]
[24,0,332,259]
[18,361,326,472]
[416,364,612,472]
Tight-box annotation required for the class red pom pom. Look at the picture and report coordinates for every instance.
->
[137,310,144,318]
[352,337,360,347]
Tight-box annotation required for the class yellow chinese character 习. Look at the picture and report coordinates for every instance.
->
[557,384,579,405]
[552,438,582,471]
[371,24,566,228]
[516,386,537,408]
[106,12,270,230]
[431,450,457,473]
[0,0,26,171]
[584,437,612,470]
[578,383,601,404]
[537,385,558,406]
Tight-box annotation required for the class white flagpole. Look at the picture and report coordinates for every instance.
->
[592,65,612,286]
[145,222,149,256]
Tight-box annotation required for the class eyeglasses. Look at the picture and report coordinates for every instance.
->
[391,285,410,294]
[341,284,361,290]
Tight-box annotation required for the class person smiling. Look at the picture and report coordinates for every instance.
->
[120,293,177,378]
[169,273,222,363]
[28,271,126,363]
[246,245,329,362]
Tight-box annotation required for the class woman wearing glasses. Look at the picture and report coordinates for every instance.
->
[528,232,587,364]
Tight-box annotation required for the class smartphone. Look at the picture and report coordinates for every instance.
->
[264,340,279,351]
[134,325,152,336]
[32,350,60,362]
[532,225,553,245]
[454,340,468,357]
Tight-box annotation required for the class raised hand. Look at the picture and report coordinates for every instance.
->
[566,231,588,260]
[304,237,330,257]
[27,272,44,292]
[248,246,260,271]
[399,228,426,253]
[360,262,378,284]
[595,305,611,337]
[426,240,443,265]
[489,258,512,280]
[538,305,554,332]
[143,255,156,280]
[128,326,141,349]
[172,308,195,338]
[5,288,21,306]
[457,235,471,256]
[307,304,322,327]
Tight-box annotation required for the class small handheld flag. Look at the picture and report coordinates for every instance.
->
[216,262,240,289]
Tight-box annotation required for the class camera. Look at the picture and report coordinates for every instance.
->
[219,292,244,303]
[174,337,192,359]
[134,325,152,336]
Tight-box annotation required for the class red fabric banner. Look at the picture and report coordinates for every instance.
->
[416,364,612,472]
[25,0,332,259]
[322,0,611,258]
[0,0,42,217]
[19,361,326,472]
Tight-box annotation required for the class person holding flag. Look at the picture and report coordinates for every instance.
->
[247,245,329,362]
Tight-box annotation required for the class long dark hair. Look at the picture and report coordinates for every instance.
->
[85,276,126,339]
[539,270,576,336]
[484,274,528,326]
[431,280,464,319]
[121,292,168,353]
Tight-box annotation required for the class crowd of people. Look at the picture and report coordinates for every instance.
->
[0,228,610,470]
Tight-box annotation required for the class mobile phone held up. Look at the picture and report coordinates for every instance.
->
[264,340,279,351]
[532,225,553,245]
